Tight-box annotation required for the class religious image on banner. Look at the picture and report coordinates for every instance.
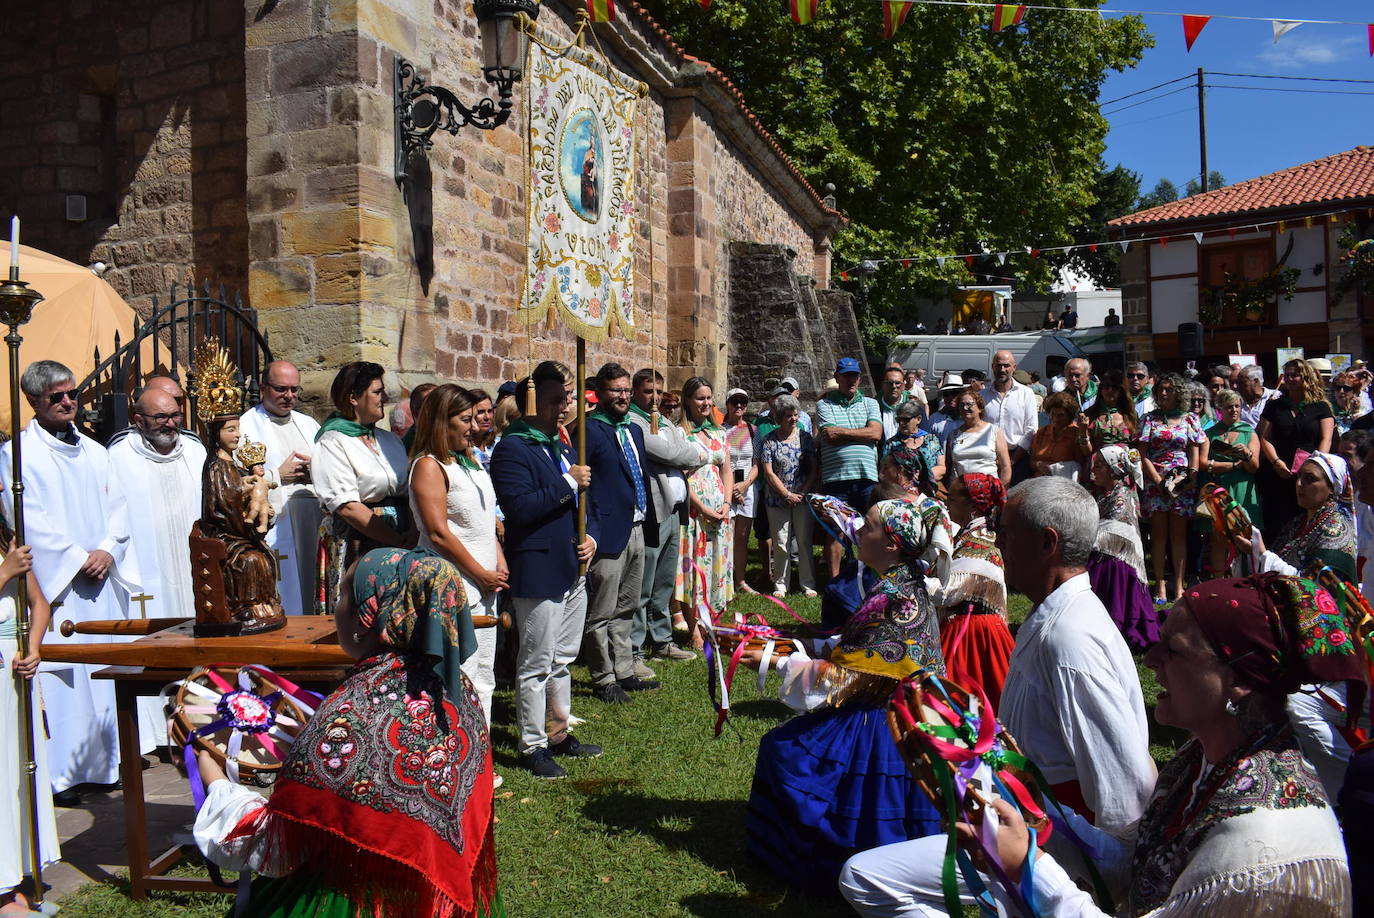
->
[521,32,644,341]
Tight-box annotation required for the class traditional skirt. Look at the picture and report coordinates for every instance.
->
[239,871,504,918]
[746,704,942,894]
[1087,553,1160,651]
[939,612,1014,712]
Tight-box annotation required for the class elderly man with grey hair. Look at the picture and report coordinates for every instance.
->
[1236,364,1275,428]
[840,477,1155,916]
[1,360,139,804]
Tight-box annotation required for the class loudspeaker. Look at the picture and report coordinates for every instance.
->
[1178,322,1204,360]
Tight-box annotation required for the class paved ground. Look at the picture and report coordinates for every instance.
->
[48,758,199,902]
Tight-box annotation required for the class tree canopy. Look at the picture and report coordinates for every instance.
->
[644,0,1152,351]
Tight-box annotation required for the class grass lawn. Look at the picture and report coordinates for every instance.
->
[58,555,1182,917]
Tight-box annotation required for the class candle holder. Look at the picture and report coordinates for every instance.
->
[1,263,45,908]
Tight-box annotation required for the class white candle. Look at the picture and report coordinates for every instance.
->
[8,216,17,270]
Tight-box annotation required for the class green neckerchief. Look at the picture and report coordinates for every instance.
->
[452,450,482,471]
[315,411,374,442]
[1162,408,1187,420]
[502,419,561,447]
[628,403,662,426]
[828,389,865,408]
[588,407,631,429]
[692,416,722,433]
[1135,385,1153,403]
[878,393,908,414]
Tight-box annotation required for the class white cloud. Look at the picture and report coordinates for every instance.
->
[1256,34,1363,69]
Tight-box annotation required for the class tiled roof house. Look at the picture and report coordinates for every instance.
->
[1106,146,1374,366]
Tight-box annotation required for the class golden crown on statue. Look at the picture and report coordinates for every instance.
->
[190,338,243,420]
[234,438,267,469]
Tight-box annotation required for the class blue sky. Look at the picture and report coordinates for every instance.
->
[1099,1,1371,195]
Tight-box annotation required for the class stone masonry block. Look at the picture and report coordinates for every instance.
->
[249,257,312,309]
[281,209,396,257]
[270,34,360,95]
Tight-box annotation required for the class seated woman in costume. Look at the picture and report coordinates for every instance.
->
[742,499,949,894]
[841,574,1357,918]
[1236,452,1361,800]
[194,548,499,918]
[313,362,413,614]
[938,473,1014,710]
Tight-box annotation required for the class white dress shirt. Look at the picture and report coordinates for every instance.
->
[999,572,1156,834]
[982,381,1038,453]
[1240,388,1277,429]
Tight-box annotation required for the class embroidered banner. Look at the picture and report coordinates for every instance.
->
[521,35,642,341]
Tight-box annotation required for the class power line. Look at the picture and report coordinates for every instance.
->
[1109,105,1197,129]
[1205,83,1374,97]
[893,0,1372,27]
[1100,73,1194,107]
[1207,71,1374,85]
[1101,83,1194,115]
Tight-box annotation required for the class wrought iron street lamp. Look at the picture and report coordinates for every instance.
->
[393,0,539,184]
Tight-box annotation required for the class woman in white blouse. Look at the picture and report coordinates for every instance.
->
[313,361,412,614]
[409,384,507,726]
[944,387,1011,489]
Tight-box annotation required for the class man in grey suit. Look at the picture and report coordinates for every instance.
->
[627,368,706,664]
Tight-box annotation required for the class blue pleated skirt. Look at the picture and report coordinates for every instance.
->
[746,703,943,894]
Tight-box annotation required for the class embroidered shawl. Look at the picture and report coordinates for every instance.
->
[1275,499,1357,582]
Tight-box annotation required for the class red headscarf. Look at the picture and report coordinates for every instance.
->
[961,473,1006,522]
[1183,574,1367,722]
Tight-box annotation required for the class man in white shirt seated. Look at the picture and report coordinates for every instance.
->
[840,477,1156,915]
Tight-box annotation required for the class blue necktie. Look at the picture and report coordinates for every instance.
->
[618,427,647,514]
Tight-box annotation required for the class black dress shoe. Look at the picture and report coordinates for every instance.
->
[618,675,661,692]
[53,788,81,807]
[592,682,632,704]
[548,734,603,758]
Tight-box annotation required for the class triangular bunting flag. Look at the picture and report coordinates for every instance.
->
[901,258,911,269]
[840,271,849,281]
[1182,15,1210,51]
[1160,236,1169,248]
[1278,221,1286,233]
[1193,232,1203,244]
[1304,216,1313,229]
[1088,244,1098,254]
[991,4,1026,31]
[790,0,819,25]
[964,255,975,267]
[1030,248,1041,258]
[1228,228,1238,239]
[1118,240,1129,253]
[882,0,914,39]
[699,0,711,7]
[1368,24,1374,57]
[587,0,615,22]
[996,253,1007,265]
[1271,20,1302,43]
[936,256,947,268]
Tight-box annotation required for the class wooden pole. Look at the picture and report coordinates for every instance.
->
[576,336,588,575]
[0,262,46,909]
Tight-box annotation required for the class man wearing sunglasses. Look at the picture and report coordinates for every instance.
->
[1,360,139,806]
[238,361,320,615]
[106,375,201,448]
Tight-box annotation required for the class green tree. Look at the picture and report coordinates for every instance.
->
[1137,177,1179,210]
[1185,170,1226,196]
[644,0,1151,351]
[1063,159,1141,288]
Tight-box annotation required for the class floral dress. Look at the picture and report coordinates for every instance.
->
[676,427,733,612]
[762,429,815,509]
[1137,413,1206,516]
[1088,407,1135,451]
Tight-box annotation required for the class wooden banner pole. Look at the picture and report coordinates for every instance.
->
[576,336,588,575]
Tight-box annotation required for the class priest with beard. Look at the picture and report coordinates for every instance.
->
[107,385,206,753]
[0,360,139,805]
[237,361,320,615]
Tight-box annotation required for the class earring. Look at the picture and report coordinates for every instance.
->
[352,631,361,643]
[1225,698,1239,716]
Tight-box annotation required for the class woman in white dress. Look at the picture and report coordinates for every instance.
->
[944,387,1011,489]
[313,362,412,614]
[0,507,59,907]
[409,384,507,726]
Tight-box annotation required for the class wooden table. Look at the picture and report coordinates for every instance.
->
[43,617,352,899]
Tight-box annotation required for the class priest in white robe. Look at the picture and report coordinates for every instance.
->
[108,386,205,753]
[0,360,139,799]
[238,361,320,615]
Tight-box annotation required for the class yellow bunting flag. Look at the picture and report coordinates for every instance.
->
[883,0,914,38]
[587,0,614,23]
[991,4,1025,31]
[791,0,820,25]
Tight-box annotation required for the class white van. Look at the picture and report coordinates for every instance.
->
[887,331,1085,382]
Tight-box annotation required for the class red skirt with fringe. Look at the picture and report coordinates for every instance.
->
[939,612,1014,712]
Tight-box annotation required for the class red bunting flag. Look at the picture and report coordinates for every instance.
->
[963,255,974,267]
[1160,236,1169,248]
[1182,15,1210,51]
[790,0,820,25]
[991,4,1026,31]
[1088,244,1098,254]
[901,258,911,269]
[840,271,850,281]
[1030,248,1040,258]
[1369,24,1374,57]
[1228,228,1238,239]
[883,0,914,38]
[587,0,614,21]
[699,0,710,7]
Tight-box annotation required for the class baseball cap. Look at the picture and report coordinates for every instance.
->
[780,376,800,391]
[497,380,518,399]
[1012,369,1031,385]
[725,388,749,403]
[835,357,861,375]
[769,384,790,399]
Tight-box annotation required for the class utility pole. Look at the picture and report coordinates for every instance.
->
[1197,67,1208,193]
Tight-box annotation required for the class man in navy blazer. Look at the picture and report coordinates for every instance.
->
[575,362,657,704]
[490,360,599,780]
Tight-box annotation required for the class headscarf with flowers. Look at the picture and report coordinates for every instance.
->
[230,547,497,918]
[960,472,1006,523]
[1094,444,1144,525]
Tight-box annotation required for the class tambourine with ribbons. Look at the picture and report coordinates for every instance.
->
[1196,484,1253,544]
[165,664,321,791]
[887,672,1113,918]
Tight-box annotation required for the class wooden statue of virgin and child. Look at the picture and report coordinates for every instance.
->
[189,340,285,637]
